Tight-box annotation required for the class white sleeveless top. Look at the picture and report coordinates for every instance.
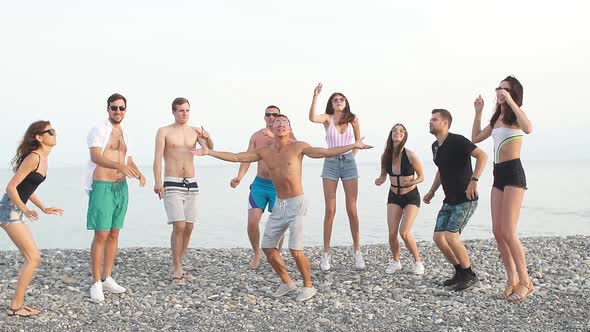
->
[326,117,354,149]
[492,127,523,163]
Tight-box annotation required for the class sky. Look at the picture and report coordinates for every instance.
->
[1,0,588,168]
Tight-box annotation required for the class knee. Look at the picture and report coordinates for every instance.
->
[173,223,186,234]
[346,207,358,220]
[184,223,194,233]
[108,231,120,241]
[28,250,41,267]
[443,232,459,244]
[324,206,336,219]
[290,249,304,259]
[433,232,444,245]
[94,232,109,243]
[262,247,277,257]
[399,230,412,242]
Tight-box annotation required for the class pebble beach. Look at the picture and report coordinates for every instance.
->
[1,236,589,331]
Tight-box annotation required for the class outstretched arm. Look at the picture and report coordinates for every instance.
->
[192,146,261,163]
[303,138,373,159]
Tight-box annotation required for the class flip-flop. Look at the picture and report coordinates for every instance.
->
[181,272,193,280]
[172,276,185,285]
[6,306,39,317]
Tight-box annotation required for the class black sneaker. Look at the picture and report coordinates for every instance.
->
[453,273,478,291]
[443,271,461,287]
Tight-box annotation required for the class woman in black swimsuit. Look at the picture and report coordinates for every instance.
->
[0,121,63,317]
[375,124,425,274]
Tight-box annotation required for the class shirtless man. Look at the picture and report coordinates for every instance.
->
[230,105,294,270]
[153,97,213,284]
[85,93,146,303]
[192,115,372,301]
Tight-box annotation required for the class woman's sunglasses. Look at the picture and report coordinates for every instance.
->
[39,129,56,136]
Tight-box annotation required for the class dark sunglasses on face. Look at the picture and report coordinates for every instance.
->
[332,97,345,103]
[265,113,279,117]
[109,105,126,111]
[39,129,56,136]
[495,87,511,92]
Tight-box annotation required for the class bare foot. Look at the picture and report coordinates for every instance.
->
[249,253,260,270]
[181,271,193,280]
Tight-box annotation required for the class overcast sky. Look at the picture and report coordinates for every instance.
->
[1,0,588,167]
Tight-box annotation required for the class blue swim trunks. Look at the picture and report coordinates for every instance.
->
[248,176,276,212]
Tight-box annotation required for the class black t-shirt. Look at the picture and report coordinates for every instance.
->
[432,133,477,205]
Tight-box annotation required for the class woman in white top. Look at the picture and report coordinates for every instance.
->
[309,83,365,271]
[472,75,534,302]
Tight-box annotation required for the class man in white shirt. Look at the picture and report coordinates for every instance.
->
[86,93,145,302]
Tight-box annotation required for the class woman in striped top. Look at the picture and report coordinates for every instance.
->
[309,83,365,271]
[471,75,534,302]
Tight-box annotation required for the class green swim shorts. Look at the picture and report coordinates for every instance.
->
[87,180,129,231]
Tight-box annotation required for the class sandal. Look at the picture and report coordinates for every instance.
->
[6,306,39,317]
[496,282,518,300]
[181,271,193,280]
[172,275,185,285]
[508,279,534,303]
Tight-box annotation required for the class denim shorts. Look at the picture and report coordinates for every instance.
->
[434,200,478,233]
[321,152,359,181]
[0,193,25,224]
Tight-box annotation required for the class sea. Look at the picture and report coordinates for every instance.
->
[1,161,588,250]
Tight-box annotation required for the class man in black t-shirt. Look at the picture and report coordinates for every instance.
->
[423,109,488,291]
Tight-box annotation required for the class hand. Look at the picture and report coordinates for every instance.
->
[42,207,64,216]
[399,177,414,187]
[138,175,146,187]
[230,177,241,188]
[422,190,434,204]
[313,82,322,97]
[496,89,514,104]
[191,146,209,156]
[374,176,386,186]
[353,137,373,150]
[465,181,478,200]
[117,163,140,179]
[474,94,484,113]
[198,126,210,140]
[154,183,164,199]
[23,209,39,221]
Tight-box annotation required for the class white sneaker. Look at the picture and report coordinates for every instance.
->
[320,253,331,271]
[102,276,126,294]
[385,259,402,274]
[413,261,425,275]
[353,250,366,270]
[90,281,105,303]
[296,287,317,302]
[274,281,297,297]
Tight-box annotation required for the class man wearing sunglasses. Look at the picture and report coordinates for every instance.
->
[85,93,146,303]
[192,115,372,302]
[153,97,213,285]
[229,105,296,270]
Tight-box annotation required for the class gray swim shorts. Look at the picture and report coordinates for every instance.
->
[261,195,308,250]
[163,176,199,224]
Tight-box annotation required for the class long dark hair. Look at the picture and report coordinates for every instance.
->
[380,124,408,173]
[490,75,523,127]
[325,92,356,125]
[11,121,50,172]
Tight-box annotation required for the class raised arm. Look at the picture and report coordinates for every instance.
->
[472,95,492,143]
[303,138,372,159]
[153,128,165,197]
[230,134,256,188]
[309,83,330,124]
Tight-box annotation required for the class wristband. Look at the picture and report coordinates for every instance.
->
[470,176,478,182]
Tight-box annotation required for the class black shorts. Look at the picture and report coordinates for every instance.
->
[388,187,421,208]
[493,158,527,191]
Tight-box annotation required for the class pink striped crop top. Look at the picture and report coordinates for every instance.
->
[326,117,354,149]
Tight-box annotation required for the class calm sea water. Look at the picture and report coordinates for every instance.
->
[1,161,588,250]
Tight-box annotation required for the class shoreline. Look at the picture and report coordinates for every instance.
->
[1,236,589,331]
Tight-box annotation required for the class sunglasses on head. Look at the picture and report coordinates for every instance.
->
[109,105,126,111]
[265,113,279,117]
[495,87,511,92]
[39,129,56,136]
